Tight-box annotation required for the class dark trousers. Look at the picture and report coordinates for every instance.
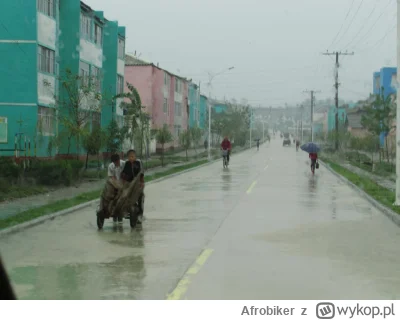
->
[311,159,317,169]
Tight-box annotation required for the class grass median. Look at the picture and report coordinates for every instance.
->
[0,159,209,231]
[321,157,400,215]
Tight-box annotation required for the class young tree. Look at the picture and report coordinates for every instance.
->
[116,82,143,148]
[53,68,105,159]
[104,119,124,155]
[82,126,104,169]
[190,126,203,154]
[179,130,192,161]
[156,124,173,167]
[361,90,396,162]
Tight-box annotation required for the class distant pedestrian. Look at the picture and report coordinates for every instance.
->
[204,139,208,150]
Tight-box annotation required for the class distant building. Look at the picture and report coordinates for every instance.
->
[124,55,189,150]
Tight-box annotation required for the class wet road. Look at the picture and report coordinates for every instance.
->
[1,138,400,299]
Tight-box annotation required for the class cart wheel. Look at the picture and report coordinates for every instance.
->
[130,208,139,228]
[97,214,105,229]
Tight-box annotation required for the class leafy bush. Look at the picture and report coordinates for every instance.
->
[25,159,84,186]
[0,157,22,179]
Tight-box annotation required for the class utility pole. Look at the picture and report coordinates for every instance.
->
[395,0,400,205]
[249,108,252,148]
[303,90,320,142]
[323,50,354,150]
[300,105,304,142]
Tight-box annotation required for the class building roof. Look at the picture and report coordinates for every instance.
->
[125,54,188,81]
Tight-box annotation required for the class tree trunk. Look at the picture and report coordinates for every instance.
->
[76,135,80,160]
[161,144,164,167]
[85,152,89,169]
[97,152,100,169]
[67,136,72,155]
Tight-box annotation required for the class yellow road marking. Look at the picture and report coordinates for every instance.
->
[246,181,258,194]
[167,248,214,300]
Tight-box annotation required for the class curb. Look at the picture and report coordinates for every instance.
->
[320,160,400,227]
[0,158,222,237]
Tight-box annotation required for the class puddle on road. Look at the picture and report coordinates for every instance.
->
[10,255,147,300]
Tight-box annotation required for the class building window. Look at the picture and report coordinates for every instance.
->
[80,12,92,40]
[91,66,102,92]
[92,112,101,129]
[118,38,125,59]
[37,106,55,135]
[175,79,181,93]
[117,75,124,94]
[164,72,170,86]
[163,98,168,114]
[38,46,55,74]
[174,102,182,116]
[94,24,102,46]
[79,61,90,87]
[38,0,55,18]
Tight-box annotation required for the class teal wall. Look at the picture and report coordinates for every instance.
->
[0,1,38,156]
[102,20,119,128]
[59,0,80,77]
[199,95,208,129]
[328,106,346,132]
[0,2,37,40]
[57,0,81,155]
[188,83,199,128]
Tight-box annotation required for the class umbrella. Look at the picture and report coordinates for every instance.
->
[300,142,320,153]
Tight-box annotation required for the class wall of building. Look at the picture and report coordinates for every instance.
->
[0,1,39,156]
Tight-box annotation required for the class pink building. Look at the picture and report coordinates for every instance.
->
[124,55,189,150]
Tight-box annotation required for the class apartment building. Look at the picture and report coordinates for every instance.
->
[0,0,126,157]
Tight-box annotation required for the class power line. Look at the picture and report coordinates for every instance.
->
[327,0,356,49]
[334,0,365,48]
[347,0,394,50]
[358,23,396,54]
[341,0,379,49]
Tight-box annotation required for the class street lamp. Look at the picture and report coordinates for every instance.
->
[207,66,234,161]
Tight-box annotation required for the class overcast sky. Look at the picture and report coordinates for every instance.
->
[84,0,397,107]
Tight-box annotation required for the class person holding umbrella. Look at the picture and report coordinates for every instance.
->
[300,142,320,174]
[309,152,318,174]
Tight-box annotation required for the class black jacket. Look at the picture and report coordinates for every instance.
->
[121,160,144,182]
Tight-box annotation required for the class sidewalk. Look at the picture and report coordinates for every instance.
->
[340,162,395,192]
[0,160,200,220]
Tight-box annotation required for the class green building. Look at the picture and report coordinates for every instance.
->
[0,0,126,157]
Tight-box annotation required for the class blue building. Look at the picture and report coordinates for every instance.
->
[188,82,200,128]
[0,0,126,157]
[373,67,397,147]
[373,67,397,98]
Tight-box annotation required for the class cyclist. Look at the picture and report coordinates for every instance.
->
[221,136,232,164]
[309,152,318,174]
